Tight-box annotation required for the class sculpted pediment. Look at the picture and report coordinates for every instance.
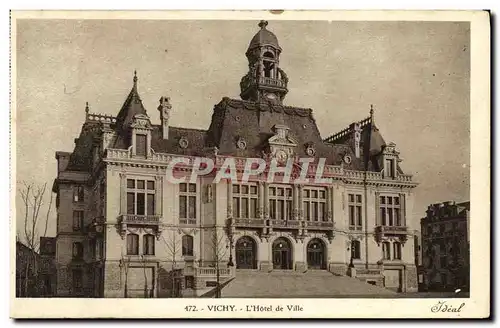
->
[264,124,297,162]
[267,124,297,147]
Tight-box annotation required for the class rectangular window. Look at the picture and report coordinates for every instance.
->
[303,202,310,220]
[232,184,259,219]
[127,234,139,255]
[72,211,84,231]
[269,185,293,221]
[136,134,147,156]
[242,198,249,218]
[182,235,194,256]
[143,234,155,255]
[386,159,394,178]
[393,242,402,260]
[250,198,258,218]
[287,200,293,221]
[179,183,197,223]
[147,194,155,217]
[126,178,156,216]
[303,187,328,221]
[270,199,277,219]
[348,193,363,230]
[188,197,196,218]
[382,242,391,260]
[73,186,84,202]
[232,198,240,219]
[72,242,83,259]
[136,193,145,215]
[379,195,403,226]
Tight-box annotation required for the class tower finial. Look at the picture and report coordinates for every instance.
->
[370,104,375,124]
[133,70,138,85]
[85,101,89,114]
[258,20,268,29]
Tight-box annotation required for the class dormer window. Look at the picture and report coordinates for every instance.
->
[136,134,147,157]
[386,159,395,178]
[130,113,152,157]
[381,142,400,179]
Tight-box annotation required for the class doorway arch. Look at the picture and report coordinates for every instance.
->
[235,236,257,269]
[272,237,293,270]
[307,238,326,270]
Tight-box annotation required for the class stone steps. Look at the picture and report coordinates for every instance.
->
[221,270,396,298]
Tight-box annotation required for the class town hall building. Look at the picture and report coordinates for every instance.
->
[52,20,419,297]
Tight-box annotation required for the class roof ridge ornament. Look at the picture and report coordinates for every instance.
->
[133,70,138,90]
[370,104,375,125]
[258,20,268,29]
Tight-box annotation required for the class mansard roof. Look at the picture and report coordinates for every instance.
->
[62,94,396,174]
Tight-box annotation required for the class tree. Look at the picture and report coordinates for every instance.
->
[140,255,153,298]
[161,229,182,297]
[19,181,53,297]
[120,252,131,298]
[210,227,229,298]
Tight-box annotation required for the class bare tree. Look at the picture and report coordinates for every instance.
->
[211,227,229,298]
[161,230,182,297]
[19,181,54,297]
[140,255,152,298]
[120,252,131,298]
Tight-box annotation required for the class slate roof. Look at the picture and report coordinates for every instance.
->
[63,92,391,173]
[248,21,281,51]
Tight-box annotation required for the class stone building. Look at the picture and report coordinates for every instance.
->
[420,201,470,292]
[52,20,419,297]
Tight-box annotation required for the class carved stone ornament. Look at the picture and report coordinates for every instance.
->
[130,114,152,129]
[306,145,316,157]
[236,138,247,150]
[179,137,189,149]
[343,155,352,164]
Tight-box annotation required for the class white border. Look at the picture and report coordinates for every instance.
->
[8,9,490,319]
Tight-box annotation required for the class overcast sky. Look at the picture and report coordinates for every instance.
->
[15,19,470,237]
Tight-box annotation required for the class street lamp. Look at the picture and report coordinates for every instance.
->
[226,220,234,268]
[348,241,354,268]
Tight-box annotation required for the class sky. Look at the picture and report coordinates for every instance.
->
[15,19,470,237]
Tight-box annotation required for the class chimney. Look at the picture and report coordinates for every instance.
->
[353,123,361,158]
[157,96,172,139]
[55,151,71,173]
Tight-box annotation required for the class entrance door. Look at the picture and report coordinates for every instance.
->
[384,269,403,292]
[272,238,292,270]
[235,237,257,269]
[307,239,326,270]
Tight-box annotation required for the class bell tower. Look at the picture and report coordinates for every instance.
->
[240,20,289,104]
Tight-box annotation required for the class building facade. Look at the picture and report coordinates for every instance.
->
[420,201,470,292]
[52,21,419,297]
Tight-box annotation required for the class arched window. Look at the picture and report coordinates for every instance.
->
[263,51,275,59]
[143,234,155,255]
[127,234,139,255]
[351,240,361,259]
[393,242,402,260]
[182,235,194,256]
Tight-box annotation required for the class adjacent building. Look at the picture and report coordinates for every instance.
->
[420,201,470,292]
[52,20,419,297]
[15,237,56,297]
